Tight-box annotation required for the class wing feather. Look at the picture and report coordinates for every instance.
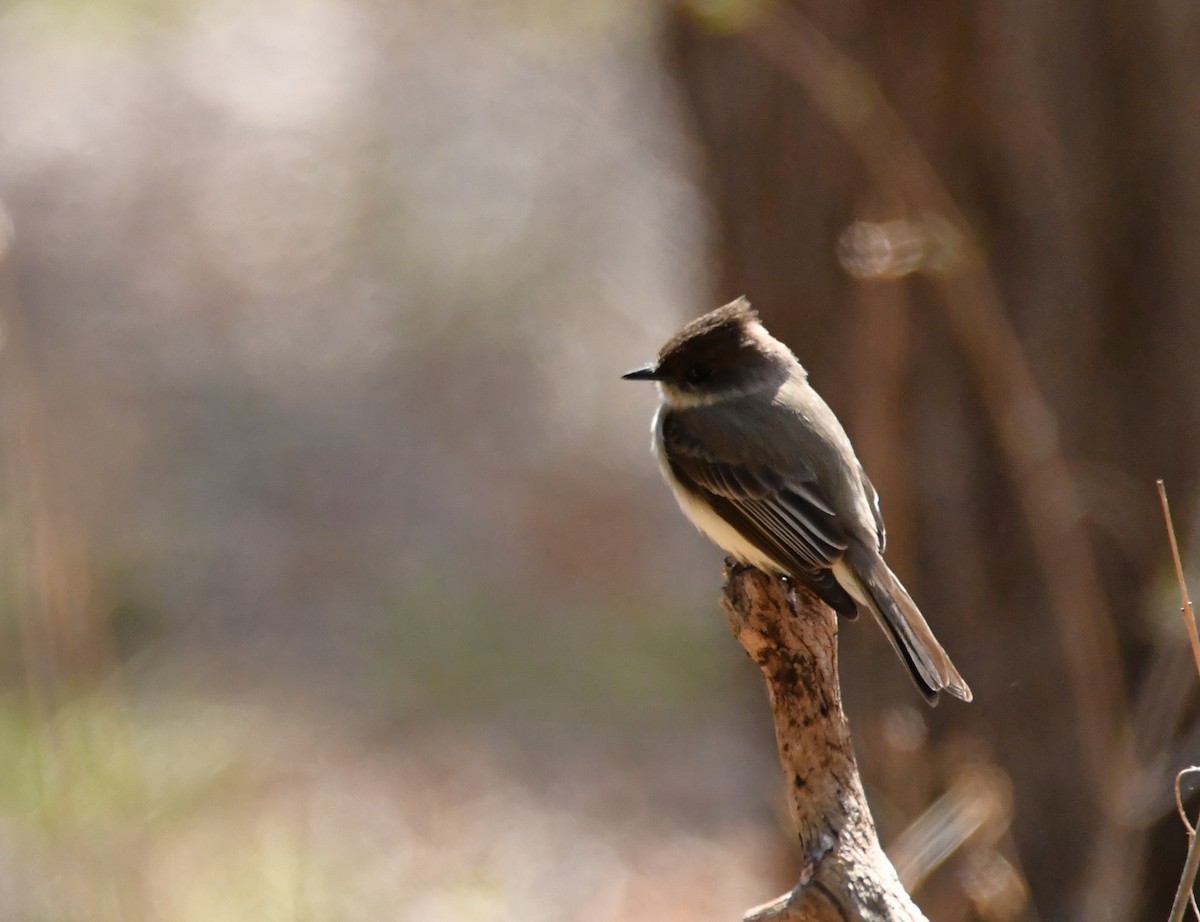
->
[660,411,850,575]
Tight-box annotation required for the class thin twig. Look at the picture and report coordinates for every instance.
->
[1162,482,1200,922]
[1169,767,1200,922]
[1157,480,1200,681]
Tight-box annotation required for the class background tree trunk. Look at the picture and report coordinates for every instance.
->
[664,3,1200,918]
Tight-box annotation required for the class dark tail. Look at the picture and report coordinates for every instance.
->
[845,545,972,705]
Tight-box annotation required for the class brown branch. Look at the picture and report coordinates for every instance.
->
[721,564,928,922]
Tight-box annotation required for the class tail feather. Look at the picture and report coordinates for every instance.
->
[839,546,972,705]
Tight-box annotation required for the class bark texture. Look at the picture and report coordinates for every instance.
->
[722,564,927,922]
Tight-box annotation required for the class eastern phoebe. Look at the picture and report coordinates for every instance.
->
[624,297,971,704]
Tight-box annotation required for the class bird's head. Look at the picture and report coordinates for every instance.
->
[622,297,796,406]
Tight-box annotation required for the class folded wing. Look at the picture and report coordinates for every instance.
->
[660,411,857,615]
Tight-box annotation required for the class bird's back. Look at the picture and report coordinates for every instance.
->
[661,373,879,546]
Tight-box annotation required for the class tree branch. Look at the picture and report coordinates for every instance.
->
[722,564,927,922]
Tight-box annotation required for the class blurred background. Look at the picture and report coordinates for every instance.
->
[1,0,1198,919]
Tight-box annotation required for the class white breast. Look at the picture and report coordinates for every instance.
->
[651,406,784,574]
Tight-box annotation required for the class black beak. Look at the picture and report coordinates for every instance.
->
[621,362,661,382]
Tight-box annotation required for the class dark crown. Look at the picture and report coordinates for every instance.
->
[650,297,790,395]
[658,296,758,362]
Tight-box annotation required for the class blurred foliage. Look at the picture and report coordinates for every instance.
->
[378,582,743,725]
[684,0,776,34]
[0,0,777,918]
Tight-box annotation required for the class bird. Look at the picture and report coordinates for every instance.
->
[623,297,971,704]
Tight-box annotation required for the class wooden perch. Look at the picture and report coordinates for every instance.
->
[721,564,928,922]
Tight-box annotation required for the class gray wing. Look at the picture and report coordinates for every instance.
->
[661,411,857,614]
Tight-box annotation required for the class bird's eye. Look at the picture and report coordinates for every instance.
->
[686,366,710,386]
